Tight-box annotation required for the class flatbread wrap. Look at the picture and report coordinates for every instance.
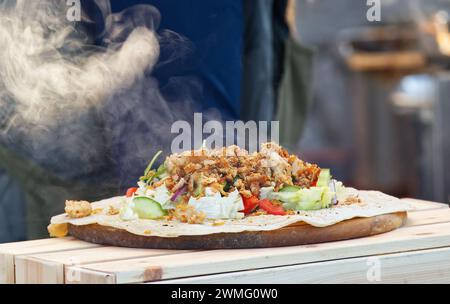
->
[48,143,411,248]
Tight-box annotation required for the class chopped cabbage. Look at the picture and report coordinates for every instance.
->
[119,198,139,221]
[135,183,174,210]
[259,187,275,200]
[188,189,244,219]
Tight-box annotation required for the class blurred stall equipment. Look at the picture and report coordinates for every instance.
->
[338,24,428,198]
[390,73,450,203]
[295,0,450,202]
[338,25,426,72]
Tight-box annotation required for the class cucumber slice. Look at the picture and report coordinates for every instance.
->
[279,185,301,192]
[296,200,323,211]
[277,187,332,211]
[316,169,331,187]
[133,197,167,219]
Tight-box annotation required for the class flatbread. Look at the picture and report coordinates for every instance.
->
[50,188,412,238]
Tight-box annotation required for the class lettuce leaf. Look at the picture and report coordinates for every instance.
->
[269,186,334,211]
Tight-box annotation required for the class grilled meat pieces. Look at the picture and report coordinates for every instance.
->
[163,143,320,198]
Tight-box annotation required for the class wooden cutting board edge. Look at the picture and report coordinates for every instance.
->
[68,212,407,249]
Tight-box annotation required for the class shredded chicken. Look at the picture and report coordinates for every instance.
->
[164,142,320,197]
[171,204,206,224]
[65,200,92,218]
[47,223,68,238]
[107,205,120,216]
[340,195,363,205]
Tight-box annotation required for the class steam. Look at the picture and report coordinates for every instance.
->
[0,0,158,130]
[0,0,206,189]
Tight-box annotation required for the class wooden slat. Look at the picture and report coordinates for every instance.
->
[68,221,450,284]
[70,267,116,284]
[18,207,450,284]
[15,247,193,284]
[404,208,450,227]
[155,247,450,284]
[0,237,98,284]
[402,198,449,211]
[3,198,447,284]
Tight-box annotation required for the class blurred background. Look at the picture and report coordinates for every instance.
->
[0,0,449,243]
[295,0,450,204]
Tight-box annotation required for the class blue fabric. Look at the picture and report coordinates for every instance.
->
[108,0,243,120]
[75,0,244,187]
[0,1,244,241]
[0,168,26,243]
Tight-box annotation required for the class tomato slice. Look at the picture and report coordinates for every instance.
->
[126,187,138,197]
[311,168,321,187]
[258,199,287,216]
[242,195,259,215]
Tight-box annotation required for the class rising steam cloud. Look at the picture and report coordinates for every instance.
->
[0,0,207,190]
[0,0,159,130]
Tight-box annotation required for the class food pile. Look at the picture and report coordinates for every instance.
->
[47,142,411,243]
[106,142,346,224]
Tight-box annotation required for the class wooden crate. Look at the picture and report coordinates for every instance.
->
[1,198,449,284]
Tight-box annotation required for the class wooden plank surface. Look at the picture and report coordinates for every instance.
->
[18,202,449,284]
[0,237,98,284]
[155,247,450,284]
[4,199,449,284]
[15,247,194,284]
[67,221,450,284]
[404,208,450,227]
[402,198,448,211]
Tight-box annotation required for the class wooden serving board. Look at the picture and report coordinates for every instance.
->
[67,212,407,249]
[1,198,449,284]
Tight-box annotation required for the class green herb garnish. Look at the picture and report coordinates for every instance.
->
[141,150,164,184]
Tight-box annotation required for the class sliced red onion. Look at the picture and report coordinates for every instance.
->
[172,178,186,192]
[171,185,187,201]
